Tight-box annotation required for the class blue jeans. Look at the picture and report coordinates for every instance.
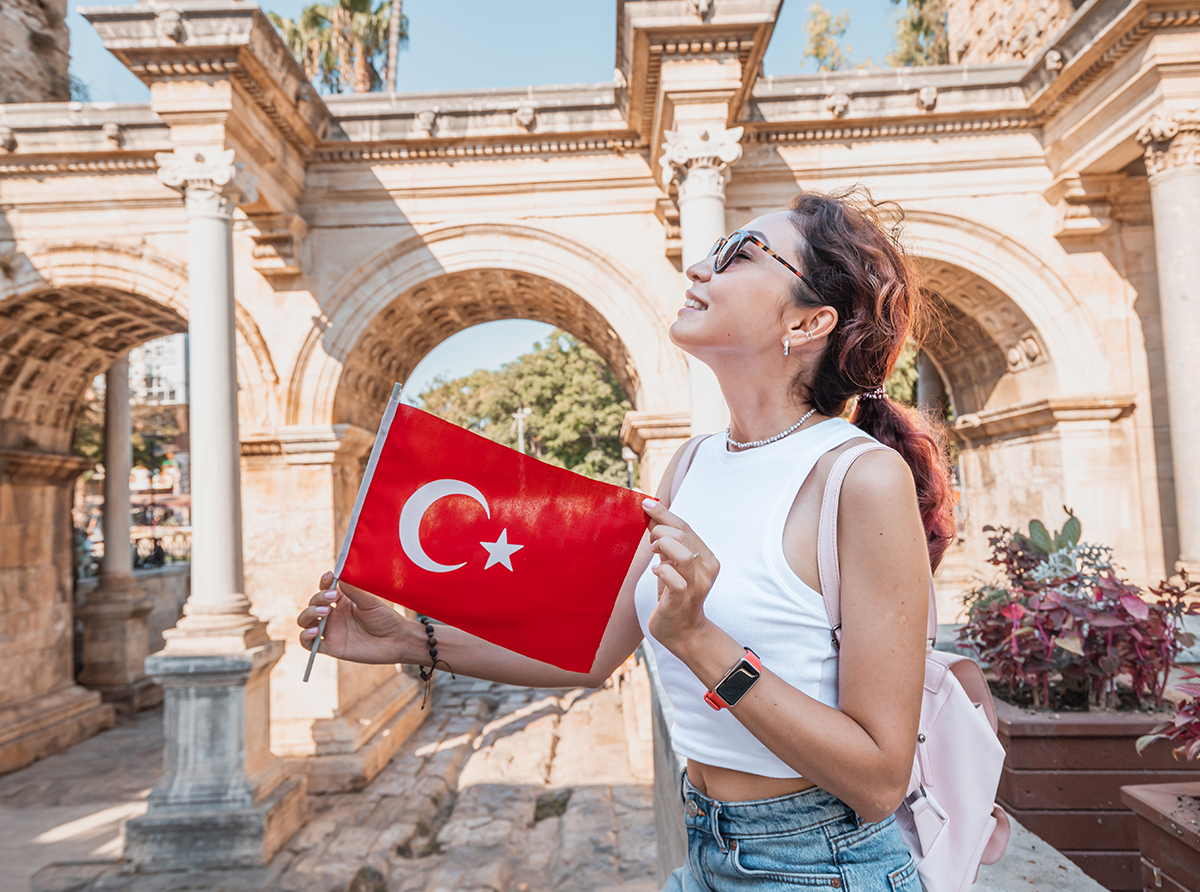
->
[661,772,920,891]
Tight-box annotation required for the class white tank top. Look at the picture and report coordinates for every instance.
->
[634,417,875,778]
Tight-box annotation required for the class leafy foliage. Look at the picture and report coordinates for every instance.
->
[1138,643,1200,760]
[887,0,950,66]
[72,384,182,474]
[418,331,633,486]
[959,510,1198,711]
[269,0,406,94]
[884,340,920,405]
[803,4,856,71]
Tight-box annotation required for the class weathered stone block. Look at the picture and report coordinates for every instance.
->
[124,774,307,870]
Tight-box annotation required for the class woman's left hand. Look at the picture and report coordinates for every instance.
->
[642,497,720,653]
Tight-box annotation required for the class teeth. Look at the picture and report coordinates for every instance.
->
[684,297,706,310]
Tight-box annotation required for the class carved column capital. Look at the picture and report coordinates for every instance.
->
[1137,110,1200,178]
[155,149,259,216]
[660,127,744,201]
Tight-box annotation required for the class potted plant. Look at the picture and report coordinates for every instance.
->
[1120,666,1200,892]
[958,512,1200,891]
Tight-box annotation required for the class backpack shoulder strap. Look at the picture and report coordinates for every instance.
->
[669,435,708,505]
[817,442,939,646]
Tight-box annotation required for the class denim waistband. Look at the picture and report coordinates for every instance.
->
[681,771,858,845]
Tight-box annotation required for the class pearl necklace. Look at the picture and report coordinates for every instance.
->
[725,408,817,450]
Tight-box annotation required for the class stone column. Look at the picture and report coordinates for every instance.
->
[661,127,744,436]
[1138,111,1200,578]
[619,411,692,495]
[76,353,159,712]
[916,351,950,419]
[124,149,306,871]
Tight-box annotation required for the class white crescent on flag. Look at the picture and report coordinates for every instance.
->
[397,478,524,573]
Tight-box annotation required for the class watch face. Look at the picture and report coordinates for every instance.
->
[717,661,760,706]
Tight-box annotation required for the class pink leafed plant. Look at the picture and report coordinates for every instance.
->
[1138,666,1200,760]
[959,510,1199,711]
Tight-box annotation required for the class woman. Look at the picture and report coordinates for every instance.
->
[297,189,954,890]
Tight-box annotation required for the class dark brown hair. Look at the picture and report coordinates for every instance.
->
[785,187,956,571]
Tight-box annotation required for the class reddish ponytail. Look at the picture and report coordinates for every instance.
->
[786,188,956,571]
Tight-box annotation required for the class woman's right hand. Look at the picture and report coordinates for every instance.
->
[297,571,411,665]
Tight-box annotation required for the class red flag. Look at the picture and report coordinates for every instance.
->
[334,389,648,672]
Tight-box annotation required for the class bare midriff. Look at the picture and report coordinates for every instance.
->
[686,758,816,802]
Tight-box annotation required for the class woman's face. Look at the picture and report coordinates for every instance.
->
[669,211,809,363]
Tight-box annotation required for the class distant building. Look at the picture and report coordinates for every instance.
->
[128,334,188,406]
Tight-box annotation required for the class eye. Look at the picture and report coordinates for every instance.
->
[732,251,751,261]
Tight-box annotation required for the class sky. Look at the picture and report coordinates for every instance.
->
[66,0,898,397]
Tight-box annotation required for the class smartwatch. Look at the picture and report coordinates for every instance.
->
[704,648,762,710]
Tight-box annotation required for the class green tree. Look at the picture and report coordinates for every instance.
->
[73,382,182,474]
[804,4,855,71]
[269,0,403,94]
[884,339,920,405]
[418,331,633,485]
[887,0,950,66]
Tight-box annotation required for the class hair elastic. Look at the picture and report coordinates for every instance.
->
[859,386,888,400]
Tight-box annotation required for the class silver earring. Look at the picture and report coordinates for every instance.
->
[804,330,814,344]
[783,339,790,357]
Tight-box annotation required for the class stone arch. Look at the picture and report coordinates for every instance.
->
[288,222,690,429]
[903,210,1110,410]
[0,243,281,442]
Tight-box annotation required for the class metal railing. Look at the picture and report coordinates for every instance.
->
[80,527,192,575]
[132,527,191,568]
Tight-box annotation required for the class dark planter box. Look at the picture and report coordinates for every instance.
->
[996,699,1200,891]
[1121,782,1200,892]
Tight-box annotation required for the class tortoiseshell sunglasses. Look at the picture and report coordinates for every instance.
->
[709,230,808,283]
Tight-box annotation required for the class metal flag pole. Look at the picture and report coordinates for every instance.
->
[303,382,405,682]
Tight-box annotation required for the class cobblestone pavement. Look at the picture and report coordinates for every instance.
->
[16,664,658,892]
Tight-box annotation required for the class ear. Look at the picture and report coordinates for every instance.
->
[783,305,838,343]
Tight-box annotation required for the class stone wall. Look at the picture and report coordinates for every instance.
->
[0,0,70,104]
[0,452,113,774]
[947,0,1076,64]
[75,564,190,655]
[0,474,77,710]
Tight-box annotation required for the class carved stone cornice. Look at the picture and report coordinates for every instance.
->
[953,395,1136,444]
[660,127,743,200]
[240,425,374,465]
[247,213,307,278]
[0,450,94,485]
[155,149,260,216]
[620,411,691,453]
[1137,110,1200,178]
[82,3,332,156]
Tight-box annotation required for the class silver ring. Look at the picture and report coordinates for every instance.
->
[693,552,700,560]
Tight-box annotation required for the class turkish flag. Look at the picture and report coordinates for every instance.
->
[334,389,648,672]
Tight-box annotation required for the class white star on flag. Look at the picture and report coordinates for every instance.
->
[480,529,524,571]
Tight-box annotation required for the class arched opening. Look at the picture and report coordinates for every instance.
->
[333,268,641,432]
[0,286,187,454]
[919,258,1053,419]
[0,285,188,770]
[907,260,1059,619]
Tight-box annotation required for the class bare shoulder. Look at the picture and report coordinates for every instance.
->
[838,445,920,526]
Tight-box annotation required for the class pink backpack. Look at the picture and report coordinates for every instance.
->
[818,443,1010,892]
[670,437,1010,891]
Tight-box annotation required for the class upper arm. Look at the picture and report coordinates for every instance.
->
[832,449,929,769]
[583,437,699,685]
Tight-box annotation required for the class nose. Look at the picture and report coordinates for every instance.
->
[686,256,713,284]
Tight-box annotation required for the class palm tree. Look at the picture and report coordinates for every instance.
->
[385,0,406,91]
[270,0,403,94]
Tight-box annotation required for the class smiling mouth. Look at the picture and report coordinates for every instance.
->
[683,296,707,310]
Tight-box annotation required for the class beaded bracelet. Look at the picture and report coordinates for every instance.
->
[416,615,455,709]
